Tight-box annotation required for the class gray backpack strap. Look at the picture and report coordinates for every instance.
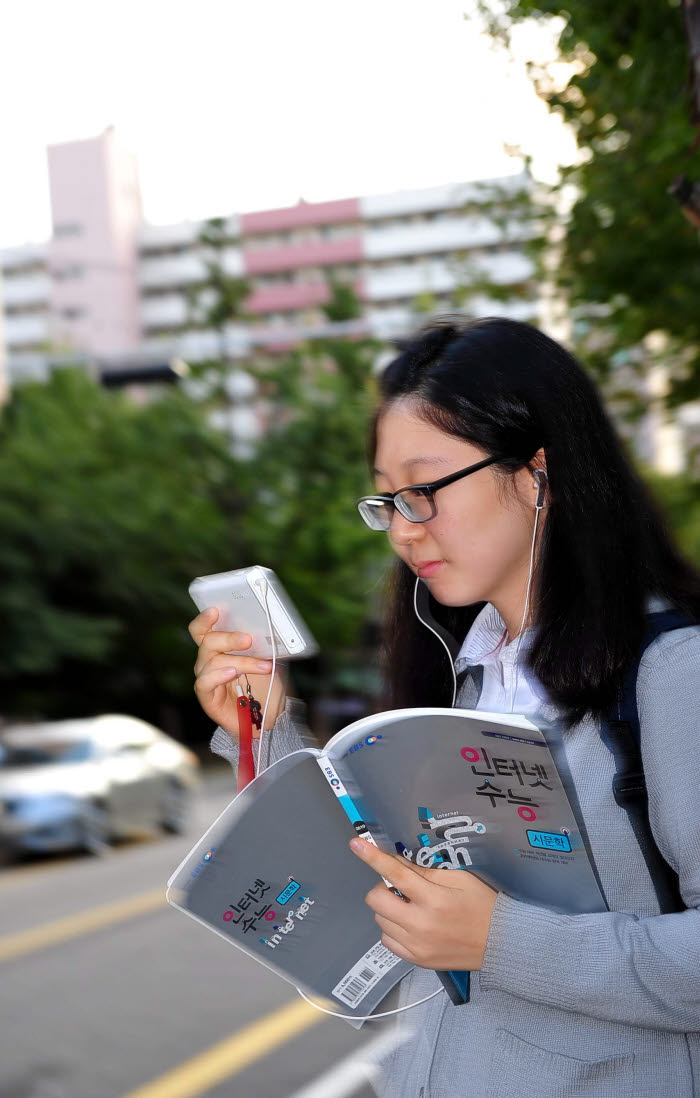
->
[600,610,694,914]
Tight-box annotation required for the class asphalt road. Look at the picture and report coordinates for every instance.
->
[0,769,398,1098]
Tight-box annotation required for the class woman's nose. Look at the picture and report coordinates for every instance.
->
[388,510,424,545]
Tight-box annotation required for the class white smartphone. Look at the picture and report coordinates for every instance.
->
[188,565,319,661]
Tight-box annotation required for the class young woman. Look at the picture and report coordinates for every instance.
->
[189,316,700,1098]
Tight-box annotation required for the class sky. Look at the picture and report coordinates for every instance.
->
[0,0,576,247]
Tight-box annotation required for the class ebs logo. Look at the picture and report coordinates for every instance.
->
[188,846,217,881]
[349,734,383,755]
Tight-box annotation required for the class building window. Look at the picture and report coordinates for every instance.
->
[59,307,85,321]
[247,232,291,249]
[4,303,47,317]
[52,265,84,281]
[53,222,83,238]
[139,245,189,260]
[1,263,46,279]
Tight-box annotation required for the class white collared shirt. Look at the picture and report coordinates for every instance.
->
[454,602,550,715]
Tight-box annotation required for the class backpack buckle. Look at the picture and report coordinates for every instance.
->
[612,771,647,805]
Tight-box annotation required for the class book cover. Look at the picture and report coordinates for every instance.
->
[167,708,607,1027]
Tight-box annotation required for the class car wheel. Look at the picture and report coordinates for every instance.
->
[80,802,112,857]
[160,782,190,835]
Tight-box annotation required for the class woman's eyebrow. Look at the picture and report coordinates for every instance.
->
[373,456,453,476]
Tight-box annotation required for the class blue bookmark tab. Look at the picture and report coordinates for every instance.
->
[448,969,471,1002]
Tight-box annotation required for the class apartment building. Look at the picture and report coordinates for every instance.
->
[0,128,537,384]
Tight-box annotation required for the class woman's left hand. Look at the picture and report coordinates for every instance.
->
[349,837,499,970]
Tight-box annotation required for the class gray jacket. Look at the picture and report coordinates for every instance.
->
[210,611,700,1098]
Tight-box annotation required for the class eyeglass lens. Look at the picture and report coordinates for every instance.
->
[359,489,433,530]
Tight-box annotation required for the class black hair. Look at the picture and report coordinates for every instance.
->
[369,314,700,729]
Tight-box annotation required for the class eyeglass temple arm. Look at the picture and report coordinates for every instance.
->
[418,454,503,492]
[359,454,504,501]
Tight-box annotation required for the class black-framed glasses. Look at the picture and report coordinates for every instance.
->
[357,454,505,531]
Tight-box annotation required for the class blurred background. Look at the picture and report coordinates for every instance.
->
[0,1,699,1095]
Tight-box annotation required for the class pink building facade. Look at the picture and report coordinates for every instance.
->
[47,127,142,358]
[0,129,536,371]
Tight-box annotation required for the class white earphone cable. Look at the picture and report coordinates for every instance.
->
[294,981,444,1020]
[254,576,276,773]
[413,576,458,707]
[509,470,546,714]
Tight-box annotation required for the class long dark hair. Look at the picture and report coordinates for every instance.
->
[369,315,700,729]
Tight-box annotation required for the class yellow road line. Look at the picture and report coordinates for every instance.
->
[0,888,166,963]
[120,998,325,1098]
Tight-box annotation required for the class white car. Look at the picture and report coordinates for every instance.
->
[0,714,201,862]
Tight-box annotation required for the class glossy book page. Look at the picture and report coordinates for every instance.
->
[323,708,608,916]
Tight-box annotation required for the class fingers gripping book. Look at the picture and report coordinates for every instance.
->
[166,708,607,1028]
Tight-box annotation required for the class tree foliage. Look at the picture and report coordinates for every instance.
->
[474,0,700,407]
[242,284,390,694]
[0,283,391,733]
[0,368,249,734]
[643,465,700,563]
[185,215,253,336]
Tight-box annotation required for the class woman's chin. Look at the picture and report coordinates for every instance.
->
[428,577,484,608]
[424,579,461,607]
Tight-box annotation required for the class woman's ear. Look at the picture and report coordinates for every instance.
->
[529,447,547,477]
[523,450,549,509]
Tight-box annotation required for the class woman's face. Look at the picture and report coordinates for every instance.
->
[373,399,545,612]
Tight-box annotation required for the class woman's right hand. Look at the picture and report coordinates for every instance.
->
[189,607,289,740]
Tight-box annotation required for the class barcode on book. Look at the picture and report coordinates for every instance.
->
[343,967,375,1002]
[332,941,402,1007]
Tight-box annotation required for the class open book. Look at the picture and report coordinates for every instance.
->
[167,707,607,1028]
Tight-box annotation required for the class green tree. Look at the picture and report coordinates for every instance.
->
[0,367,252,740]
[242,283,391,696]
[185,215,253,347]
[643,466,700,563]
[181,216,257,456]
[472,0,700,409]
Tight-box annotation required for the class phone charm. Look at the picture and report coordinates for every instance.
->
[244,676,263,731]
[249,698,263,730]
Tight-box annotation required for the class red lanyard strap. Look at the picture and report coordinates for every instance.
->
[235,690,256,793]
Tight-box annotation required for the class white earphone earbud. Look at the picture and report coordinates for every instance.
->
[533,469,548,510]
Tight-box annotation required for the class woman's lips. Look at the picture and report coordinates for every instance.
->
[416,560,443,578]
